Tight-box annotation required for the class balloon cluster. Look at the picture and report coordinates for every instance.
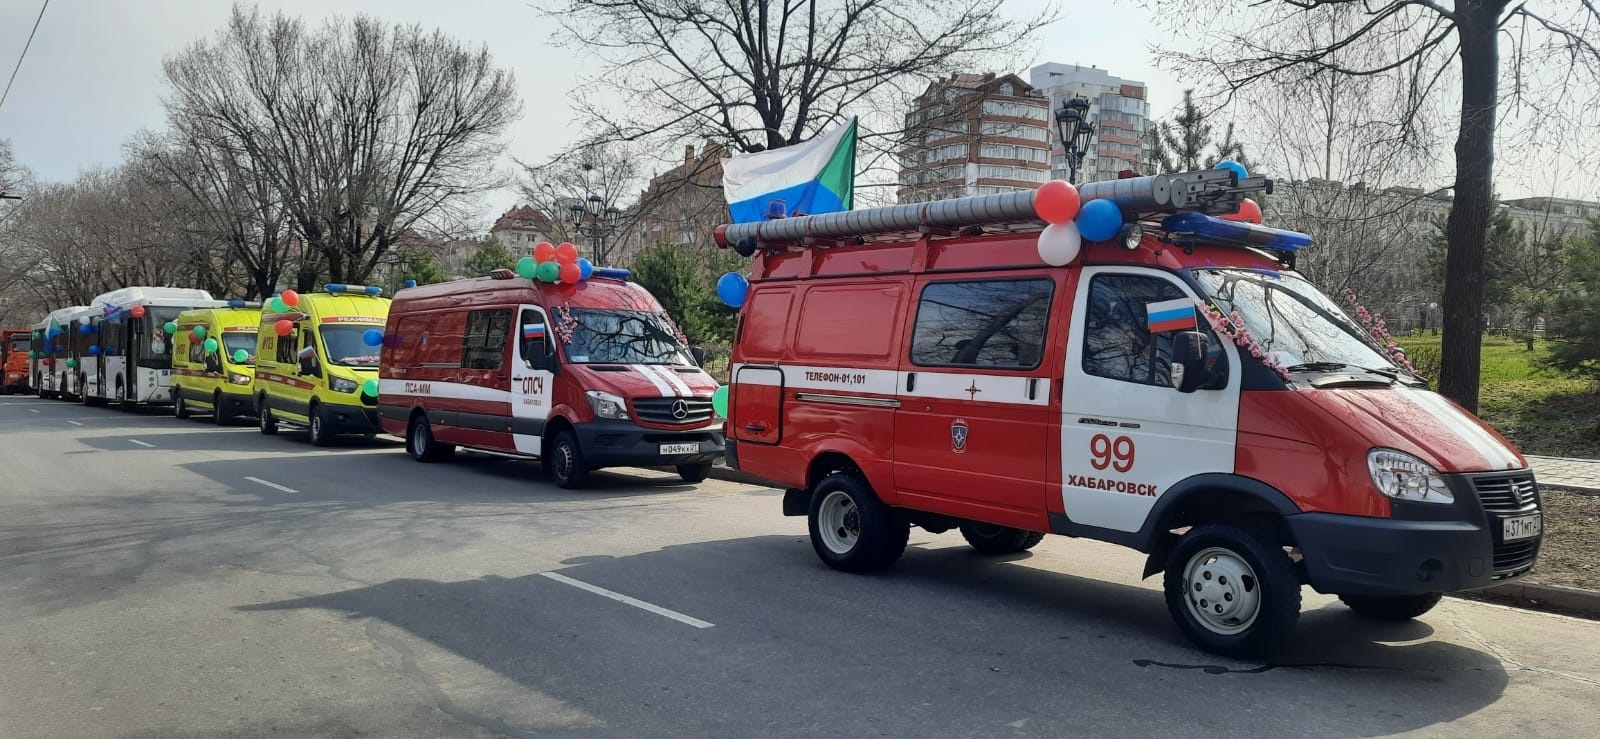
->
[1032,179,1125,266]
[517,242,592,285]
[268,289,301,315]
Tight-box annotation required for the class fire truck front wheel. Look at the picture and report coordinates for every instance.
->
[808,473,908,574]
[1162,523,1301,659]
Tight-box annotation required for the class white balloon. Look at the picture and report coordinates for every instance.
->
[1036,222,1082,266]
[78,315,91,325]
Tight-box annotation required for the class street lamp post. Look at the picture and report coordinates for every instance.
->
[568,193,622,262]
[1053,96,1096,184]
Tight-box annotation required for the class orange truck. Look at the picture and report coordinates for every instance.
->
[2,328,31,394]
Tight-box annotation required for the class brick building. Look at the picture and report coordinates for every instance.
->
[896,73,1052,203]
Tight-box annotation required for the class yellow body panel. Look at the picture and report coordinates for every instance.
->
[170,307,262,414]
[253,291,390,429]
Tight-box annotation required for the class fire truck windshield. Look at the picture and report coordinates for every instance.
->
[1191,269,1408,376]
[564,309,694,365]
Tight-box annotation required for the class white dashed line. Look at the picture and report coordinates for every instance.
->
[129,439,156,448]
[28,409,40,414]
[66,420,82,426]
[540,571,714,629]
[244,476,299,494]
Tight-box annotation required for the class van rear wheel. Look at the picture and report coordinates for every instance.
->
[1162,524,1301,659]
[1338,592,1442,621]
[959,524,1046,555]
[807,473,908,573]
[407,414,455,463]
[174,392,191,419]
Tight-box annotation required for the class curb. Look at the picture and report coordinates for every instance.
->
[1465,581,1600,620]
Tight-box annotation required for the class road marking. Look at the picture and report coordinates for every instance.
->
[129,439,156,448]
[539,571,714,629]
[66,420,82,426]
[29,409,40,413]
[245,476,299,494]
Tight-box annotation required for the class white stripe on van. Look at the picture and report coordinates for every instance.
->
[632,365,674,397]
[1397,386,1520,470]
[730,362,1048,405]
[645,364,692,396]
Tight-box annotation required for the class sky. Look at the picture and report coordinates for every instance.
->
[0,0,1592,229]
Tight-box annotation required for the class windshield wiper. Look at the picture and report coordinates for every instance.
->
[1286,361,1410,384]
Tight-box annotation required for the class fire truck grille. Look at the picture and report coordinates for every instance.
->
[633,397,714,425]
[1472,474,1540,513]
[1492,539,1540,579]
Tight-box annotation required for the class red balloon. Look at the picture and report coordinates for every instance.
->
[1033,179,1082,225]
[555,242,579,264]
[1222,198,1263,224]
[130,305,146,319]
[274,319,294,337]
[559,262,581,284]
[534,242,556,263]
[281,290,300,307]
[42,358,53,366]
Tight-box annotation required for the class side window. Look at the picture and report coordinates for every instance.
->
[1082,274,1221,387]
[298,329,320,375]
[910,278,1053,368]
[275,327,298,365]
[188,334,206,365]
[519,309,547,366]
[463,309,512,370]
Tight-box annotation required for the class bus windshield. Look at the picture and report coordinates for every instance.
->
[143,307,184,367]
[319,326,381,367]
[564,309,693,365]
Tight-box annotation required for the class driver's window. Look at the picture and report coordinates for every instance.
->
[298,330,321,376]
[519,309,548,368]
[1082,274,1226,388]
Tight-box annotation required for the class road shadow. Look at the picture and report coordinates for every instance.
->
[238,535,1510,738]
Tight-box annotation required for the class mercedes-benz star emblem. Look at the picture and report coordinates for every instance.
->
[671,399,689,419]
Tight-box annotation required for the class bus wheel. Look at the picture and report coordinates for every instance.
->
[406,414,455,463]
[547,430,590,489]
[174,392,191,420]
[807,472,909,573]
[1163,524,1301,659]
[308,404,334,447]
[258,399,278,436]
[213,391,229,426]
[959,524,1046,555]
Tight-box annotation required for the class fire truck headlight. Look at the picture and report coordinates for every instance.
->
[586,390,629,420]
[1367,449,1453,505]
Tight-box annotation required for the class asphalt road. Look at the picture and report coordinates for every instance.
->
[3,395,1599,738]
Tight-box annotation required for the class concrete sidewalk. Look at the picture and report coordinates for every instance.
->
[1528,455,1600,493]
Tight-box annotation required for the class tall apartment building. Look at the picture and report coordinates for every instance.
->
[1028,63,1153,183]
[897,73,1051,203]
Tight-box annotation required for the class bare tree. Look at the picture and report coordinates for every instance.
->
[1153,0,1600,412]
[518,139,643,265]
[162,5,520,286]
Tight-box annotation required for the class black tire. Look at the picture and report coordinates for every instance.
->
[1338,592,1443,621]
[406,413,455,463]
[807,472,909,574]
[676,461,712,483]
[174,392,191,420]
[959,524,1046,555]
[547,430,590,489]
[308,404,334,447]
[213,391,229,425]
[1162,523,1302,659]
[257,398,278,435]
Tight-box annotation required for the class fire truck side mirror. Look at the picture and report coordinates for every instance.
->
[1172,331,1209,394]
[689,345,706,367]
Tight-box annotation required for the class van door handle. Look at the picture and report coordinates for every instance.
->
[1027,378,1038,400]
[744,424,767,433]
[905,372,916,392]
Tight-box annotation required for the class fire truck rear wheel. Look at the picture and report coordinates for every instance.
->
[547,430,590,489]
[807,472,908,573]
[174,392,191,419]
[407,413,455,463]
[1162,523,1301,659]
[676,462,712,483]
[959,524,1046,555]
[1338,592,1442,621]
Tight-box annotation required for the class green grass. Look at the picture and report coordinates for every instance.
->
[1396,334,1600,458]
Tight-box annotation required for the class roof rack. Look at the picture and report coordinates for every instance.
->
[714,168,1287,252]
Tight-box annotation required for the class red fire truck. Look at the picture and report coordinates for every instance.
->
[377,268,725,488]
[715,169,1542,657]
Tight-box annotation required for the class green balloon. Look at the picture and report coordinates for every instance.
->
[535,260,561,282]
[163,321,178,335]
[28,350,36,359]
[711,385,729,417]
[204,338,219,353]
[516,256,538,279]
[66,358,78,369]
[361,378,379,397]
[193,325,208,339]
[233,349,249,364]
[269,297,288,313]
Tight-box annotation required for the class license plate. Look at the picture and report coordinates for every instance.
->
[1502,514,1542,542]
[660,443,700,455]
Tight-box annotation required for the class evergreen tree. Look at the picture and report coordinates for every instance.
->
[1542,223,1600,382]
[464,239,516,276]
[1150,90,1251,175]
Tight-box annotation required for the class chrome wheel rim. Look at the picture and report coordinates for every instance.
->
[1183,546,1261,635]
[817,490,861,554]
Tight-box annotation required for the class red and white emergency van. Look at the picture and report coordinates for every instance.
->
[716,169,1543,657]
[377,268,725,488]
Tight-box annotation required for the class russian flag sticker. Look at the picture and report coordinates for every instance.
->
[1146,298,1198,333]
[523,325,546,339]
[298,345,316,359]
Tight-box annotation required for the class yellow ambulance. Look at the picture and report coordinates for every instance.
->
[170,302,262,424]
[254,284,390,446]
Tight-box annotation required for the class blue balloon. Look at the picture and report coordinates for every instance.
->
[79,324,91,335]
[576,258,594,280]
[1215,160,1249,180]
[88,345,101,356]
[716,272,749,308]
[1076,199,1124,241]
[362,329,384,347]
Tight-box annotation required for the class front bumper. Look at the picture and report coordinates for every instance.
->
[574,418,725,469]
[218,390,255,416]
[1289,471,1543,597]
[323,401,383,434]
